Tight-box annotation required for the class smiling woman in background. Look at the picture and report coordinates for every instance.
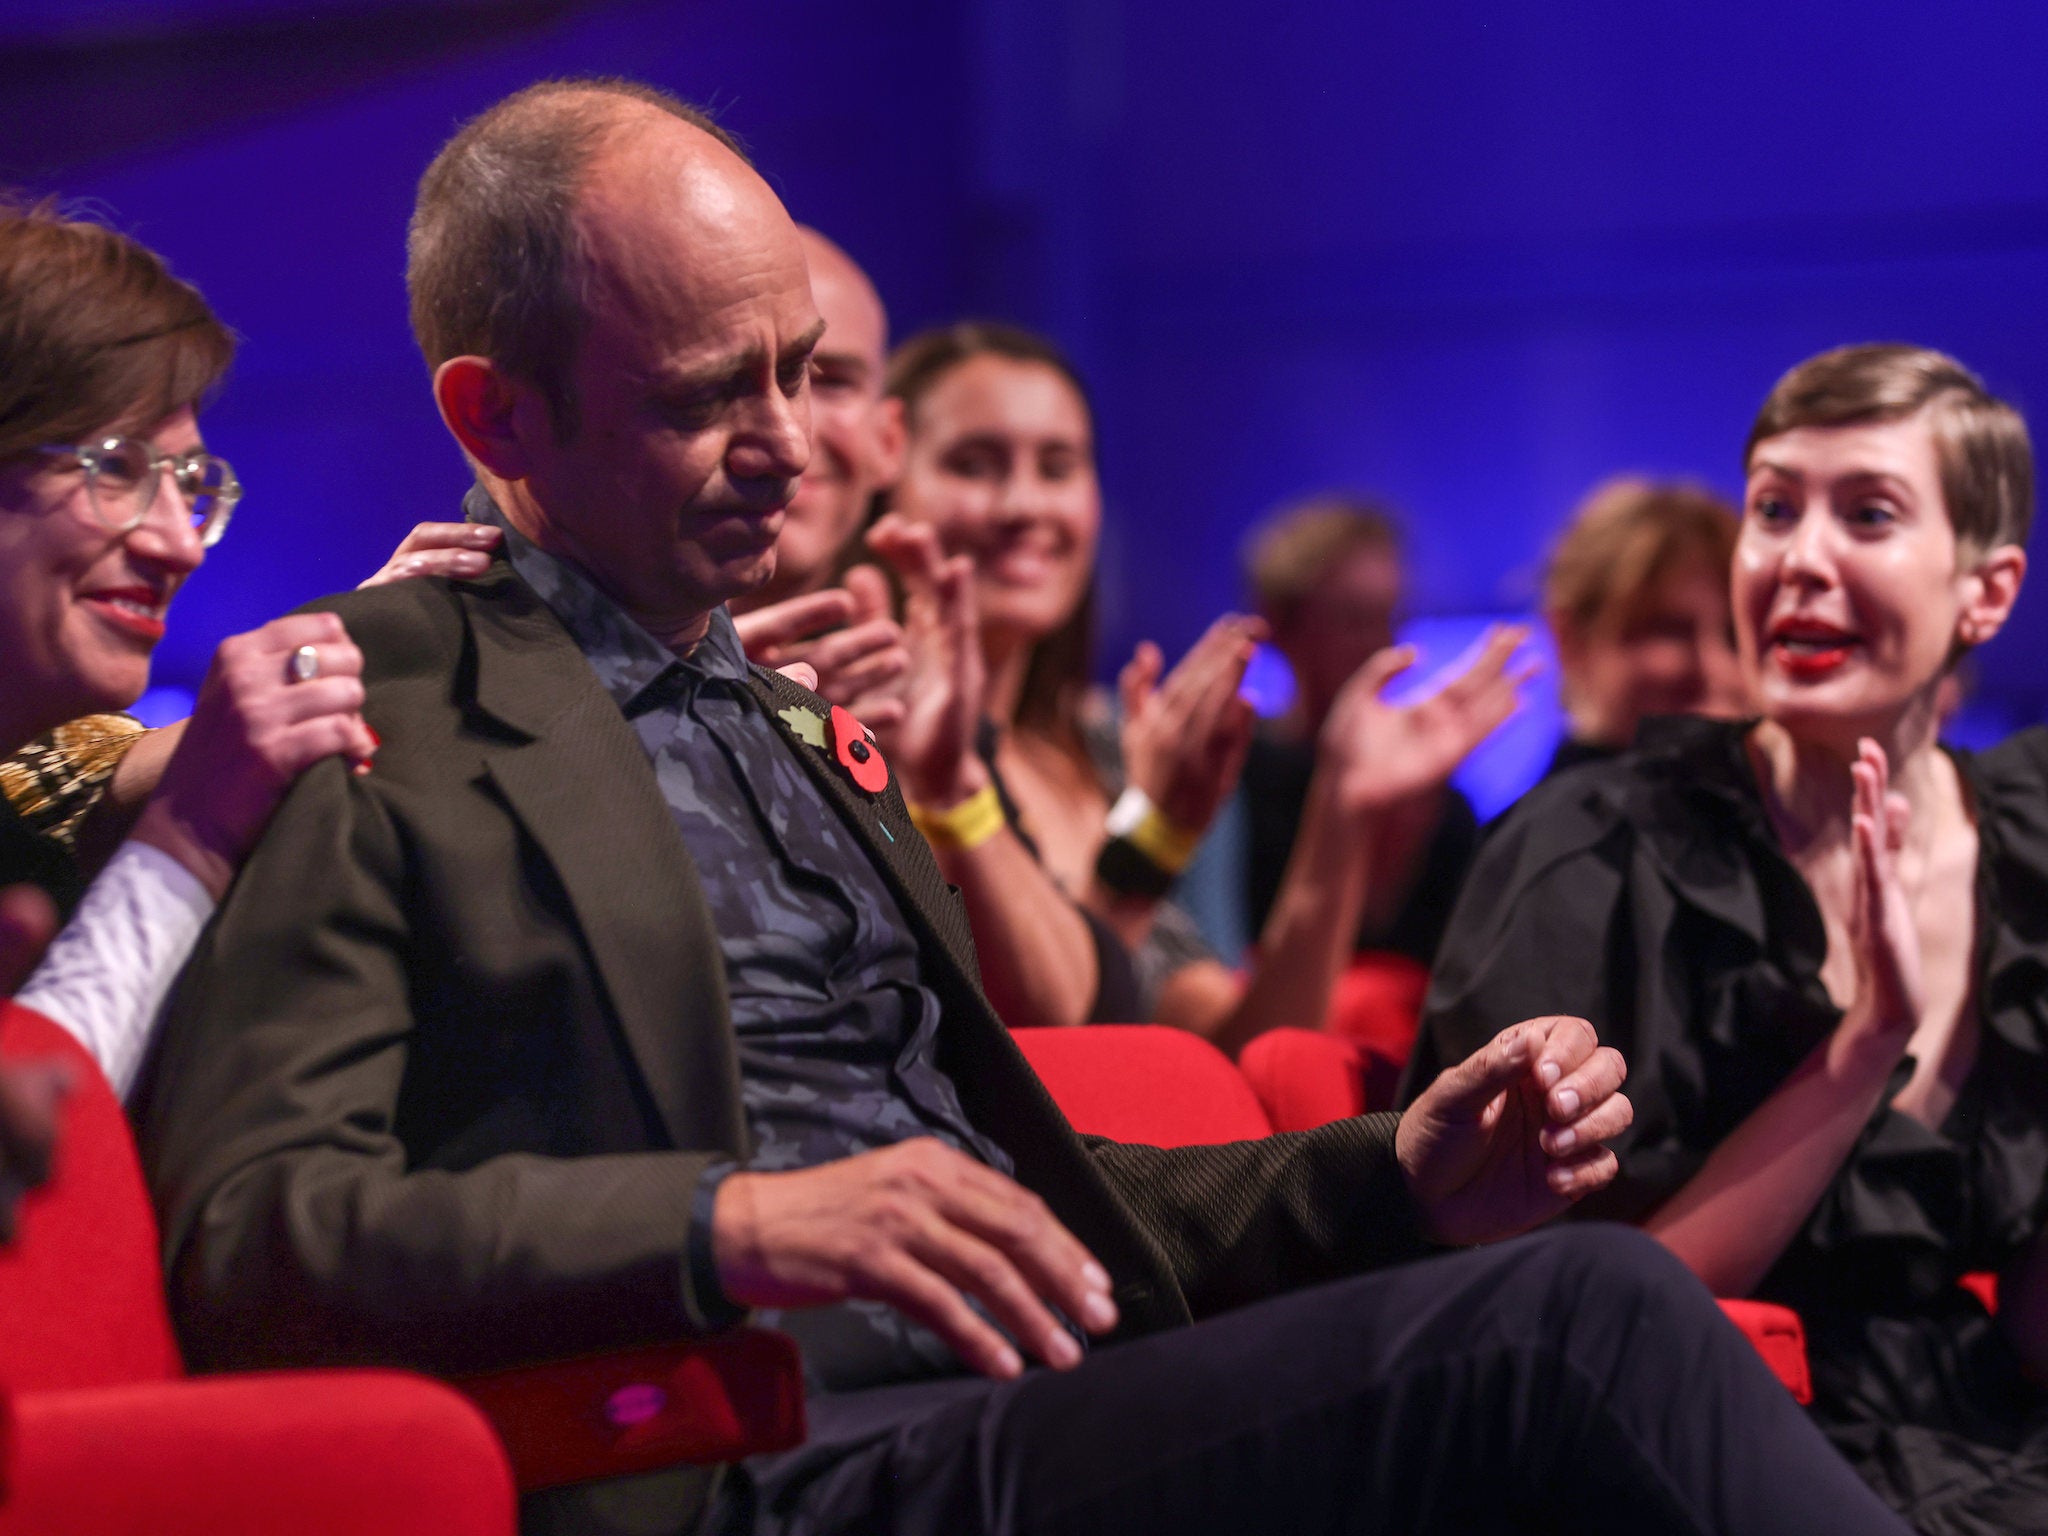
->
[1411,343,2048,1532]
[879,320,1521,1051]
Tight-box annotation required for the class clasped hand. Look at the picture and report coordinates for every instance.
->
[1396,1014,1632,1246]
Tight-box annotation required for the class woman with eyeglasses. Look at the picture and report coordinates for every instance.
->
[0,197,388,1099]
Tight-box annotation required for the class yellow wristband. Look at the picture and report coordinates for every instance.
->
[1105,787,1200,875]
[907,783,1006,852]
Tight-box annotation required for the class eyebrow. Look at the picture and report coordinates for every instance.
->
[655,318,829,395]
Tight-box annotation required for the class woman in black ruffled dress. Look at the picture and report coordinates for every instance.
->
[1410,343,2048,1535]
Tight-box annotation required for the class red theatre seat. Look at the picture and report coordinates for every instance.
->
[1012,1025,1271,1144]
[0,1000,804,1527]
[1014,1020,1819,1402]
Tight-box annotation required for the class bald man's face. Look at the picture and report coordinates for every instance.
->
[511,125,823,638]
[768,234,902,600]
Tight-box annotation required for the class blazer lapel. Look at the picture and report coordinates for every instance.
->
[460,572,747,1154]
[741,669,985,995]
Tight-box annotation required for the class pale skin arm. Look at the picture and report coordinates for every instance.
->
[1158,630,1528,1058]
[710,1014,1629,1377]
[1645,740,1921,1298]
[866,516,1098,1031]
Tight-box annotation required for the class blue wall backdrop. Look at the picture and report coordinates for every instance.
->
[9,0,2048,796]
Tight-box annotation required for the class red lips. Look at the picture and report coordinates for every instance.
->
[79,585,169,644]
[1766,616,1858,680]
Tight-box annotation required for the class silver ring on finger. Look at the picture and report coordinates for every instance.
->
[289,644,322,684]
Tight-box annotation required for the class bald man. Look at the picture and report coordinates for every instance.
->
[137,79,1913,1536]
[728,226,912,724]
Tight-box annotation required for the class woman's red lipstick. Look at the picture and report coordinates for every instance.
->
[79,586,168,644]
[1768,618,1856,680]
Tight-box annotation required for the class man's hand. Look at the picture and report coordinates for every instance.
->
[867,515,986,808]
[131,614,378,901]
[733,577,911,729]
[359,522,503,588]
[1320,626,1531,816]
[1118,615,1266,836]
[1396,1016,1630,1246]
[712,1139,1119,1379]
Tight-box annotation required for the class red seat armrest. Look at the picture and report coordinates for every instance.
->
[1716,1298,1812,1404]
[457,1330,806,1493]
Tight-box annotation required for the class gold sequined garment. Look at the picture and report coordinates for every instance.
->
[0,714,147,851]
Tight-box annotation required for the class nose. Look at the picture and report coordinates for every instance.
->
[727,388,811,490]
[1777,498,1837,588]
[123,475,207,575]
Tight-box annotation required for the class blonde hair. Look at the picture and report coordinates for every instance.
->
[1544,478,1738,640]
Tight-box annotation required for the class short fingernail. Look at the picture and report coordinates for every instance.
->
[1550,1125,1577,1152]
[1538,1059,1561,1087]
[1548,1166,1576,1193]
[1554,1087,1580,1117]
[1083,1293,1118,1331]
[1047,1331,1081,1369]
[1082,1260,1110,1292]
[994,1345,1023,1378]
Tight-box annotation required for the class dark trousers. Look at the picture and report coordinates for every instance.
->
[714,1225,1908,1536]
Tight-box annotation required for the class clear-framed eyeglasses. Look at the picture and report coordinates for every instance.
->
[36,436,242,548]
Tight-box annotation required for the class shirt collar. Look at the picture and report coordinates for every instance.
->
[466,486,751,714]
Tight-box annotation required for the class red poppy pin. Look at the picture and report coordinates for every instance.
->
[830,705,889,794]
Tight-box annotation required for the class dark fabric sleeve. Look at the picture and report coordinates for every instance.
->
[1085,1112,1430,1316]
[136,756,724,1375]
[1403,774,1738,1226]
[1400,797,1632,1108]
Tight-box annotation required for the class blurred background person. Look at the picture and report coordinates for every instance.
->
[728,225,912,728]
[1411,344,2048,1531]
[1542,477,1749,775]
[883,320,1521,1053]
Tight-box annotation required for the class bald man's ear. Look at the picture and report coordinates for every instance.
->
[433,356,549,480]
[871,396,907,491]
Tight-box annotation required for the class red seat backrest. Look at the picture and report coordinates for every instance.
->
[1011,1026,1273,1146]
[0,1001,183,1390]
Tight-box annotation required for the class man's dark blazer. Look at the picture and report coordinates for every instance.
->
[135,557,1429,1478]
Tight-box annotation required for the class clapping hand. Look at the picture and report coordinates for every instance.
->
[1396,1015,1631,1246]
[1320,625,1531,816]
[865,514,984,806]
[1119,615,1267,838]
[732,571,911,730]
[1836,738,1922,1063]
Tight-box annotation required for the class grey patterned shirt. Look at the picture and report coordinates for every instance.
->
[473,492,1012,1391]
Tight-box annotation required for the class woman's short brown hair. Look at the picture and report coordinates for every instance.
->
[1744,343,2033,555]
[0,195,234,463]
[1544,478,1738,640]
